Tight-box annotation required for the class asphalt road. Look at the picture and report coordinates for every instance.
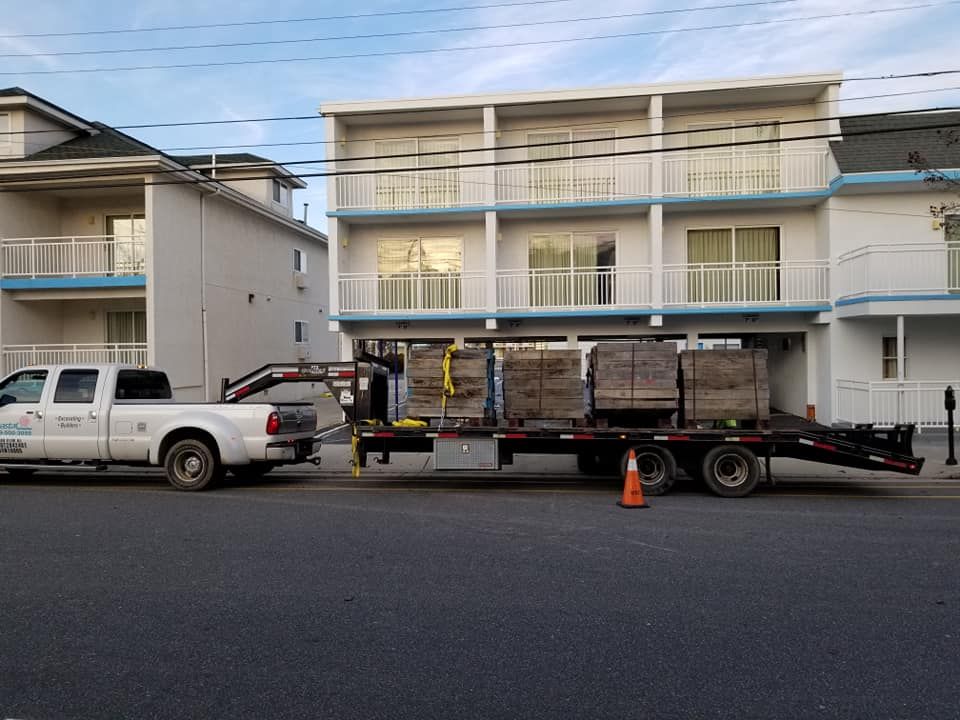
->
[2,473,960,719]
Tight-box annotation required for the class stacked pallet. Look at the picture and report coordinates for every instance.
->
[589,342,679,413]
[502,349,584,421]
[406,346,492,420]
[679,349,770,427]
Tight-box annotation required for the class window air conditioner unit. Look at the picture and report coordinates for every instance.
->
[296,345,311,361]
[293,271,309,289]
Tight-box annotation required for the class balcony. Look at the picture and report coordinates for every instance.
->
[836,379,959,428]
[837,243,960,302]
[3,343,148,374]
[662,146,830,198]
[663,260,830,308]
[495,159,652,206]
[1,235,146,288]
[496,266,652,311]
[338,271,486,315]
[335,168,487,211]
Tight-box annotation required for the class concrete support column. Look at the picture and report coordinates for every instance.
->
[327,219,341,332]
[686,332,699,350]
[648,95,664,197]
[896,315,905,382]
[649,204,664,318]
[484,211,498,329]
[567,334,578,350]
[482,106,497,206]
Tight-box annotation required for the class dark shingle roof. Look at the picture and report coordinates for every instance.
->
[24,122,157,162]
[831,112,960,173]
[172,153,272,166]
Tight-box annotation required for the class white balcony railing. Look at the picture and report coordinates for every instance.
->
[663,146,830,197]
[1,235,146,279]
[663,260,830,307]
[3,344,148,374]
[497,266,653,310]
[495,159,652,205]
[836,379,959,428]
[335,168,487,211]
[836,243,960,300]
[338,271,486,314]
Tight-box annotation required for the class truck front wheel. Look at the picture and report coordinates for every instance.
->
[701,445,760,498]
[165,439,223,491]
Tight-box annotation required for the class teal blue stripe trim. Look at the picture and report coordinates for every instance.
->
[837,293,960,306]
[331,304,830,322]
[1,276,147,290]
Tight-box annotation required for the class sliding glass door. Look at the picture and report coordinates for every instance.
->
[377,237,463,310]
[686,227,779,303]
[528,232,616,307]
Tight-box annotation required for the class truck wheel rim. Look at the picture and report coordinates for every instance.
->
[714,454,749,487]
[637,452,665,486]
[175,451,205,482]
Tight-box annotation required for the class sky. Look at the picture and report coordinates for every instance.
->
[1,0,958,231]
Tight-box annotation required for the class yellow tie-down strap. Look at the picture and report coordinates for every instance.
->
[442,343,457,412]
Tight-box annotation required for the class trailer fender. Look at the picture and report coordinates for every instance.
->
[150,413,250,467]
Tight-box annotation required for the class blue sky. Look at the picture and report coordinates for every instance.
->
[1,0,958,230]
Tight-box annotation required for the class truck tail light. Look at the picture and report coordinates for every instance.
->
[266,411,281,435]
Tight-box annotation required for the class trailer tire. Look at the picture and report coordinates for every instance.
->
[701,445,760,498]
[620,445,677,496]
[164,438,223,491]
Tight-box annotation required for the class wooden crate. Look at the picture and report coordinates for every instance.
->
[589,342,679,412]
[502,349,584,421]
[679,349,770,427]
[406,347,492,420]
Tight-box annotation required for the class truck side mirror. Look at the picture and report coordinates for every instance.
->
[0,394,16,407]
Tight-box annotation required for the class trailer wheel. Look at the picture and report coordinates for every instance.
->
[701,445,760,498]
[165,439,223,491]
[620,445,677,496]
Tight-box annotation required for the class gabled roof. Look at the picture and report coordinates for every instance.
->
[0,86,94,131]
[831,112,960,173]
[25,122,157,162]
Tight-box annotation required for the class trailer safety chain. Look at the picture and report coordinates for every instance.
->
[440,343,457,428]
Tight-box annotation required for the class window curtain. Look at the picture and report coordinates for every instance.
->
[377,238,419,310]
[946,217,960,293]
[687,229,733,302]
[686,123,733,194]
[529,233,571,306]
[574,232,616,306]
[420,237,463,309]
[572,129,616,199]
[419,137,460,207]
[735,122,781,192]
[375,139,417,209]
[106,311,146,345]
[106,215,146,275]
[735,227,780,301]
[528,132,571,202]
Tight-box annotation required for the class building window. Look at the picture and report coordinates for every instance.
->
[106,214,146,274]
[376,236,463,310]
[272,179,290,206]
[527,129,615,202]
[374,137,460,209]
[685,226,780,303]
[686,120,781,194]
[294,321,309,344]
[106,311,147,345]
[0,113,9,149]
[946,216,960,293]
[293,248,306,273]
[882,337,907,379]
[527,231,616,307]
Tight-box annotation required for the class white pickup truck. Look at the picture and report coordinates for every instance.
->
[0,364,318,490]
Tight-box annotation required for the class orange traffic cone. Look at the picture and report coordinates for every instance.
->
[617,449,649,509]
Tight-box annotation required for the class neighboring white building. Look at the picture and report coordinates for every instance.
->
[0,88,336,400]
[321,72,960,427]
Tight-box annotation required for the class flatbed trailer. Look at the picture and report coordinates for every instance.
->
[222,362,925,499]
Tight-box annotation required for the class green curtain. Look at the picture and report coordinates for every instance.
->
[572,130,615,199]
[687,229,733,303]
[528,132,571,202]
[734,122,781,192]
[946,217,960,293]
[529,233,571,307]
[735,227,780,301]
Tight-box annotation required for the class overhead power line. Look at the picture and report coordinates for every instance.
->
[0,1,805,59]
[12,105,959,180]
[1,2,956,76]
[0,0,583,39]
[2,118,958,193]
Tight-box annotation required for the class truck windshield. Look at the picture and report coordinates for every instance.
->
[115,370,172,400]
